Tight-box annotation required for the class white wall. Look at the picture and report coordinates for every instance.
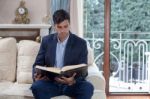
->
[0,0,50,24]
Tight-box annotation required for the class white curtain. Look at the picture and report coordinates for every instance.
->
[70,0,84,38]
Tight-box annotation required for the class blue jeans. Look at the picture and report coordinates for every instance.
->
[31,80,94,99]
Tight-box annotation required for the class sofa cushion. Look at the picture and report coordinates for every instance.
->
[0,37,17,82]
[0,83,72,99]
[87,46,94,66]
[87,63,105,91]
[0,83,33,96]
[92,90,106,99]
[0,95,33,99]
[17,40,40,84]
[52,96,71,99]
[0,82,14,92]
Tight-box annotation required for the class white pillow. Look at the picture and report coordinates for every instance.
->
[0,37,17,82]
[17,40,40,84]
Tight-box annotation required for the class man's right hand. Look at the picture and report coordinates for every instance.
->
[34,69,49,81]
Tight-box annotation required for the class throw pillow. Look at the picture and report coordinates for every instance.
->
[17,40,40,84]
[0,37,17,82]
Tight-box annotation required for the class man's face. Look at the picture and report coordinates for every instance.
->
[55,20,70,35]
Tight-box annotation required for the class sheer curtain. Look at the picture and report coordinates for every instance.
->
[50,0,70,25]
[70,0,84,37]
[50,0,70,33]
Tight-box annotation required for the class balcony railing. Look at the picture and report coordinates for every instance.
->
[85,31,150,92]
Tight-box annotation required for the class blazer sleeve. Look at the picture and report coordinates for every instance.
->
[78,40,88,64]
[32,37,47,81]
[75,40,88,82]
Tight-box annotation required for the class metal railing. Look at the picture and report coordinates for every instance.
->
[85,31,150,92]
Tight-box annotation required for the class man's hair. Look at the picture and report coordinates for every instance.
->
[53,9,70,24]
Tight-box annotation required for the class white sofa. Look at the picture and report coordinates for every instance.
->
[0,37,106,99]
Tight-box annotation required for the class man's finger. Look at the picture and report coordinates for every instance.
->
[55,77,66,83]
[72,73,76,78]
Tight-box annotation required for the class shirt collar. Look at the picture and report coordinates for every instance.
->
[57,34,69,46]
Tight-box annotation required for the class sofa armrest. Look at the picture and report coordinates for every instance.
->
[86,63,106,91]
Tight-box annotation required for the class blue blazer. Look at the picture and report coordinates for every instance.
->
[33,32,88,80]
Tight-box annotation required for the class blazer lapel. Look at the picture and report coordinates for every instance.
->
[49,34,57,66]
[64,33,74,65]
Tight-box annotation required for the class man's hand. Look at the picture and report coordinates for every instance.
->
[55,73,76,86]
[34,69,49,81]
[34,72,49,81]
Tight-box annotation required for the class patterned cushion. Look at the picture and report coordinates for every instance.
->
[0,37,17,81]
[17,40,40,84]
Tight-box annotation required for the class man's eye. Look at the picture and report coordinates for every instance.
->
[57,26,62,28]
[64,25,68,28]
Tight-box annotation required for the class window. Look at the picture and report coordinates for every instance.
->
[83,0,104,70]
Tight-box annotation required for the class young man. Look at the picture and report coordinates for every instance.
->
[31,9,94,99]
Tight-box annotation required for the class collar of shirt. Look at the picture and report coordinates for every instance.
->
[57,34,70,46]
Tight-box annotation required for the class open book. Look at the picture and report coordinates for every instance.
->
[35,64,88,78]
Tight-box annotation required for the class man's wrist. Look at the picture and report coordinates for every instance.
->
[73,79,76,84]
[68,79,76,86]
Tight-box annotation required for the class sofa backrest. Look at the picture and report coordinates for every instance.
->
[0,37,17,82]
[16,40,94,84]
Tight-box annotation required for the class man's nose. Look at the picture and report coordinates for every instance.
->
[60,28,65,33]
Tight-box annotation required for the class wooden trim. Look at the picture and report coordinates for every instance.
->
[104,0,111,95]
[104,0,150,96]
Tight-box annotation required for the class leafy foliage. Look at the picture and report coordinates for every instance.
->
[111,0,150,31]
[84,0,104,37]
[84,0,150,34]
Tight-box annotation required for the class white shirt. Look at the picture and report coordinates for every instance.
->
[55,35,69,68]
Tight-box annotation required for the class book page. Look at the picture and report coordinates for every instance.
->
[61,64,87,71]
[36,66,61,74]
